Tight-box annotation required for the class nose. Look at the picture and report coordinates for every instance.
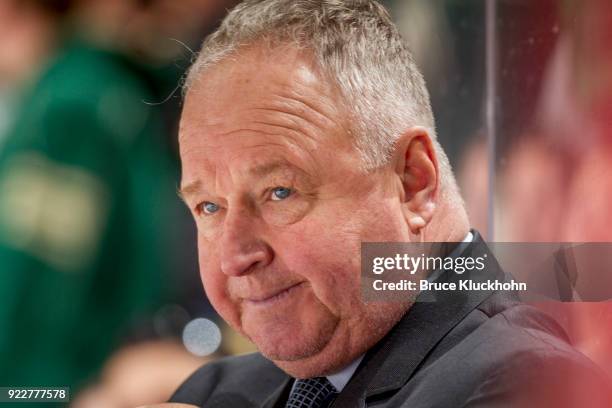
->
[220,207,273,277]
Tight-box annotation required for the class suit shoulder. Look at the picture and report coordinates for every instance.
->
[474,289,570,343]
[481,301,609,378]
[415,299,612,406]
[170,353,288,406]
[428,292,573,368]
[463,310,612,407]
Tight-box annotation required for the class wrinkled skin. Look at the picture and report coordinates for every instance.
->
[179,45,459,377]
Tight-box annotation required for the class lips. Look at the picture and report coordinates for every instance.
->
[243,282,306,306]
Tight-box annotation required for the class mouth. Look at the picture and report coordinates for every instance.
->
[244,282,307,307]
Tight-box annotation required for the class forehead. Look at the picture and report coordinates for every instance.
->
[188,44,332,100]
[179,44,355,179]
[180,44,348,137]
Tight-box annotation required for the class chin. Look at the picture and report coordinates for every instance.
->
[269,327,357,379]
[275,303,411,378]
[246,314,339,363]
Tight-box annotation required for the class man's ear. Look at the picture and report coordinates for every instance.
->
[393,127,439,234]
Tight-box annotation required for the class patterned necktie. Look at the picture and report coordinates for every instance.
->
[286,377,338,408]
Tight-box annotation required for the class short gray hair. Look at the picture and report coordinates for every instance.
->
[185,0,458,200]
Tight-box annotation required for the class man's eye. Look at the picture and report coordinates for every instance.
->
[199,201,220,214]
[271,187,293,201]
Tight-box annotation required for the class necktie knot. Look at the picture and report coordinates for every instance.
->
[286,377,338,408]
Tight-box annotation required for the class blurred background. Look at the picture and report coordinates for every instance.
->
[0,0,610,406]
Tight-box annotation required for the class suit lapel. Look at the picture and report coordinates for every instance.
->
[261,376,292,408]
[332,232,503,407]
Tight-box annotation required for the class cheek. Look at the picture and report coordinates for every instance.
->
[278,199,408,311]
[357,198,410,242]
[197,245,241,328]
[279,216,364,311]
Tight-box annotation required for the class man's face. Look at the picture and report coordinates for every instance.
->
[179,45,411,376]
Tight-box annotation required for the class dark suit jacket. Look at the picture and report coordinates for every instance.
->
[170,232,612,407]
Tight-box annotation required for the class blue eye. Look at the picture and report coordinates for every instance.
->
[201,202,220,214]
[271,187,292,201]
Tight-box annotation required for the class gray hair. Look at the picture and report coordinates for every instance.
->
[185,0,459,202]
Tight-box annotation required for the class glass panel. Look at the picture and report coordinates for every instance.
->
[495,0,612,242]
[492,0,612,377]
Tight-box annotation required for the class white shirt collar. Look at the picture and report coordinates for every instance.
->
[326,354,364,391]
[463,230,473,243]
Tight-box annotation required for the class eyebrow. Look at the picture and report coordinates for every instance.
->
[177,179,202,203]
[178,160,306,202]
